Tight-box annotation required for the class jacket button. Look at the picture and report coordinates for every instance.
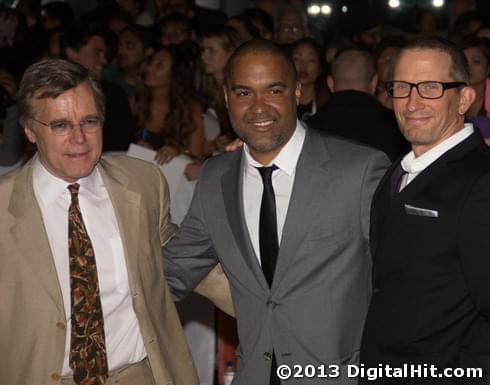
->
[56,322,66,330]
[263,352,272,360]
[50,373,61,381]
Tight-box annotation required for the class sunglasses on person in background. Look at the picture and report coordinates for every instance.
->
[386,81,467,99]
[31,117,103,136]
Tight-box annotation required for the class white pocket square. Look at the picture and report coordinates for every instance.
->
[404,204,439,218]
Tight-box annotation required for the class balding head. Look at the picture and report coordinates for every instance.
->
[224,38,297,87]
[328,49,377,95]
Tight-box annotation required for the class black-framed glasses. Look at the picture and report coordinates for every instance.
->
[386,80,467,99]
[31,116,103,136]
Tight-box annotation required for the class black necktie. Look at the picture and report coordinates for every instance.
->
[256,165,282,385]
[256,165,279,287]
[390,163,406,198]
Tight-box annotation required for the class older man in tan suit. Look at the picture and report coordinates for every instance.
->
[0,58,228,385]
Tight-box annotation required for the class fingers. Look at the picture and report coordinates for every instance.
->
[154,145,178,164]
[225,138,244,152]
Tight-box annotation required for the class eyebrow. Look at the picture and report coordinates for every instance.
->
[47,114,100,124]
[230,81,288,91]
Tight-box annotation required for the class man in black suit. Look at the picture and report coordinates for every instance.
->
[62,24,136,152]
[307,48,408,161]
[360,36,490,384]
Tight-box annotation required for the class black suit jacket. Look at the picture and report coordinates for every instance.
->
[360,131,490,384]
[307,90,409,161]
[101,79,135,152]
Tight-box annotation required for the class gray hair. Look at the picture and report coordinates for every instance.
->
[17,58,105,127]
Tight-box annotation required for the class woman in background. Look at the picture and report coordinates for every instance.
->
[199,26,242,155]
[134,44,204,172]
[290,37,328,121]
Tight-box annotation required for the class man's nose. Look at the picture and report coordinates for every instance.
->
[251,94,266,112]
[406,86,424,111]
[70,124,87,144]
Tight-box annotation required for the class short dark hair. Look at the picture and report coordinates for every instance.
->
[60,23,105,56]
[396,36,470,84]
[120,25,153,49]
[224,38,297,86]
[17,58,105,127]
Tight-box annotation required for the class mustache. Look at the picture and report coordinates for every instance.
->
[245,114,277,123]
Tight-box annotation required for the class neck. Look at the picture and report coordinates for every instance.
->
[214,72,224,85]
[151,85,170,101]
[121,68,142,87]
[299,84,315,105]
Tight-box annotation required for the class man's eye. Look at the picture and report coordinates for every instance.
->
[82,118,100,126]
[270,88,283,95]
[236,90,250,97]
[51,122,71,131]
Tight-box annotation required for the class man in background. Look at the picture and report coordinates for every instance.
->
[308,48,408,161]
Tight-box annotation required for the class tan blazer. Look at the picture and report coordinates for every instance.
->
[0,155,202,385]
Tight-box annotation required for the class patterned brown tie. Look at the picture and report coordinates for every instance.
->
[68,183,108,385]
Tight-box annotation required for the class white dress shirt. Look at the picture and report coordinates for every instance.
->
[33,159,147,375]
[399,123,474,190]
[242,121,306,264]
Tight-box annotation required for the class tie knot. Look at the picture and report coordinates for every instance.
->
[256,165,278,184]
[68,183,80,196]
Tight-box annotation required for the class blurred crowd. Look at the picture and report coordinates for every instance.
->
[0,0,489,171]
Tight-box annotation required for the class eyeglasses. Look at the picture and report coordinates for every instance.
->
[280,25,301,33]
[386,81,467,99]
[31,117,103,136]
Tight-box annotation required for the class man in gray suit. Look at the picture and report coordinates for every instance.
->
[164,39,390,384]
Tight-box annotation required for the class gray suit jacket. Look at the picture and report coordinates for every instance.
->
[164,127,390,384]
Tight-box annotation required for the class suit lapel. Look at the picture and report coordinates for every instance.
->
[97,158,142,291]
[221,151,270,293]
[8,158,65,316]
[272,129,330,292]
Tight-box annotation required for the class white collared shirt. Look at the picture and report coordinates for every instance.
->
[32,159,147,375]
[242,120,306,264]
[399,123,474,190]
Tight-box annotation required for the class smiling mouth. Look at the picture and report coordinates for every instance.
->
[66,152,89,158]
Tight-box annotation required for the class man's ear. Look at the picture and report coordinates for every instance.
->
[24,125,36,144]
[458,85,476,115]
[327,75,335,93]
[295,81,301,105]
[223,86,229,107]
[65,47,79,62]
[370,73,379,95]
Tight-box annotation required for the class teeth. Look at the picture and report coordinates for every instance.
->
[252,121,273,127]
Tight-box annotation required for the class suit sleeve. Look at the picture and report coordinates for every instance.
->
[457,170,490,383]
[359,151,390,242]
[162,171,234,315]
[156,165,178,245]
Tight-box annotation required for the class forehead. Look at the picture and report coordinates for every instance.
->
[120,31,140,42]
[85,35,105,49]
[394,48,452,80]
[229,53,293,85]
[33,82,97,116]
[279,10,301,25]
[293,44,318,57]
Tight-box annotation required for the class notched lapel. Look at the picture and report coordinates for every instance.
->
[272,131,330,292]
[221,152,269,293]
[9,160,65,316]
